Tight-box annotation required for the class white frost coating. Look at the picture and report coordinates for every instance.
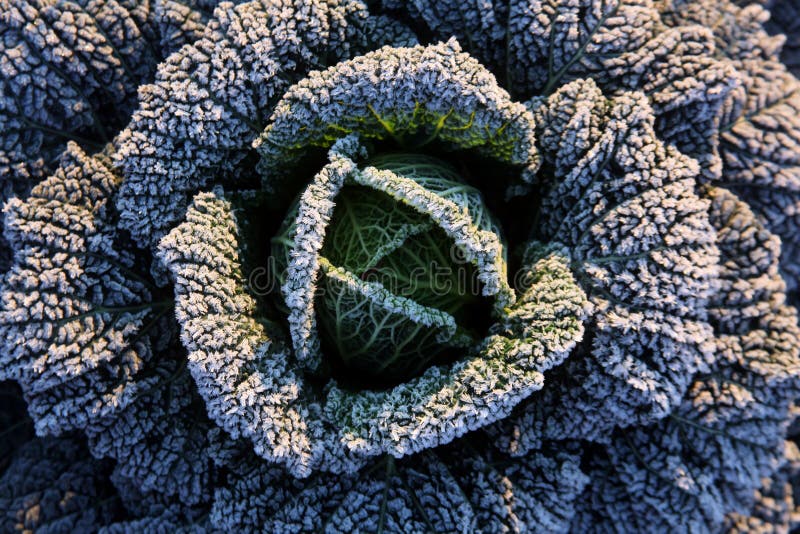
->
[281,142,354,370]
[0,143,160,436]
[0,0,215,201]
[85,360,216,507]
[116,0,378,251]
[664,0,800,292]
[491,78,720,454]
[352,164,516,309]
[393,0,736,180]
[571,188,800,532]
[725,441,800,533]
[158,190,331,478]
[324,246,587,459]
[211,439,587,533]
[255,38,539,187]
[0,0,219,273]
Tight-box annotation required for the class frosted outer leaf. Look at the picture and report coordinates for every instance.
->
[0,0,219,197]
[0,436,118,533]
[386,0,655,96]
[725,441,800,533]
[160,188,588,474]
[659,0,785,61]
[383,0,736,181]
[210,441,587,533]
[448,442,588,533]
[115,0,378,252]
[604,24,738,181]
[254,39,539,187]
[0,143,165,436]
[85,360,217,507]
[129,0,218,57]
[0,0,221,274]
[571,188,800,532]
[158,191,330,477]
[716,59,800,291]
[661,0,800,291]
[363,13,417,49]
[491,78,719,453]
[0,0,151,193]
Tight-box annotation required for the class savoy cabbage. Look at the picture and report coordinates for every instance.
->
[1,0,800,532]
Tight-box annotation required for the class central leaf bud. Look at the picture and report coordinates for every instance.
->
[273,152,506,384]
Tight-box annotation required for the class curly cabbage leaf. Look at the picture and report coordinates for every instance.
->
[489,77,720,452]
[0,436,118,533]
[86,359,217,507]
[725,441,800,533]
[0,0,218,198]
[661,0,800,292]
[211,438,587,533]
[159,177,587,475]
[0,0,223,273]
[380,0,736,180]
[255,39,539,187]
[0,143,168,435]
[115,0,409,253]
[570,187,800,531]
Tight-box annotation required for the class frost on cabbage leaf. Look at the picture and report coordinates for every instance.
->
[0,0,221,271]
[725,440,800,533]
[211,437,588,533]
[0,143,220,511]
[158,42,591,477]
[115,0,411,254]
[0,436,118,533]
[660,0,800,294]
[380,0,737,180]
[1,0,800,530]
[489,77,719,452]
[571,188,800,531]
[0,143,172,436]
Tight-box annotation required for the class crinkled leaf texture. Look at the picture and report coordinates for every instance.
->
[571,188,800,531]
[255,38,539,186]
[380,0,737,180]
[158,41,591,477]
[0,0,223,273]
[85,359,217,507]
[115,0,409,254]
[0,436,118,533]
[0,141,220,515]
[0,0,218,199]
[490,77,719,452]
[725,441,800,533]
[661,0,800,293]
[211,437,588,533]
[0,142,168,436]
